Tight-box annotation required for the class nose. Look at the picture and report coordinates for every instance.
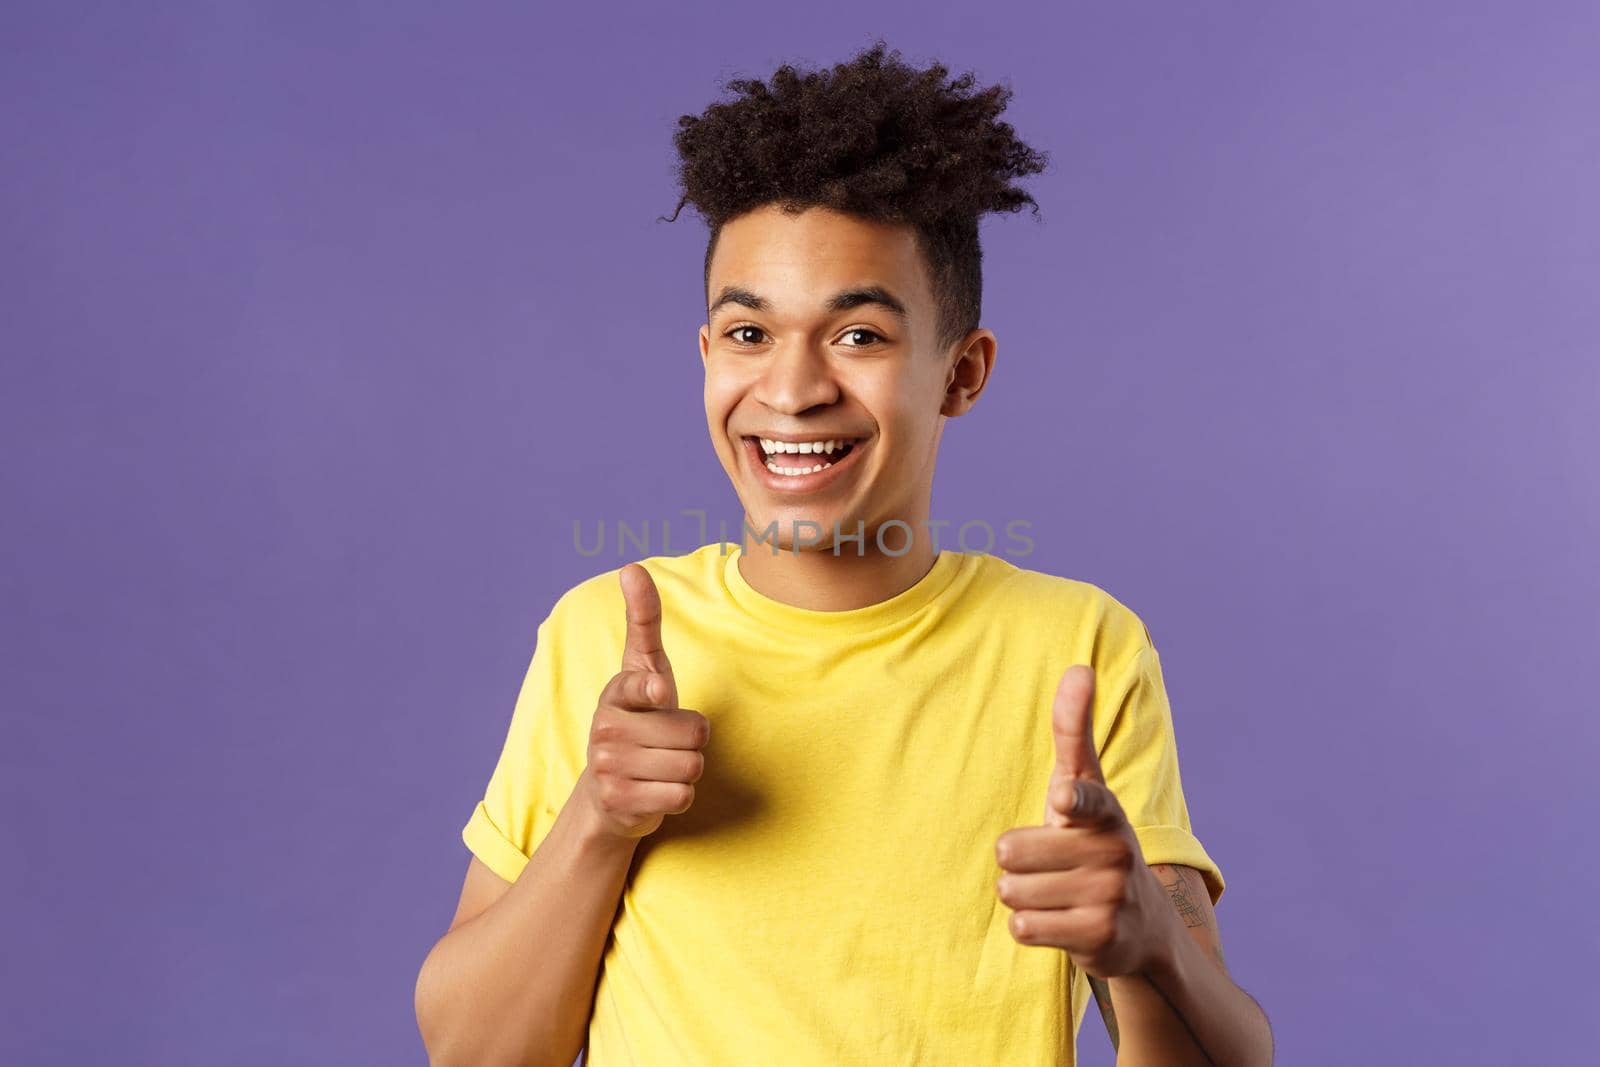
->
[753,343,840,416]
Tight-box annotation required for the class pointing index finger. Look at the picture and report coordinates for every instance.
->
[1049,777,1124,828]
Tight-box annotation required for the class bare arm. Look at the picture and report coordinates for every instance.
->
[415,564,706,1066]
[1091,863,1274,1067]
[413,772,639,1067]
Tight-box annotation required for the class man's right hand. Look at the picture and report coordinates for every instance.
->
[578,562,711,841]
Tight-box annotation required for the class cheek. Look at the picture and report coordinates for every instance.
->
[703,371,741,425]
[859,366,945,455]
[703,365,757,463]
[874,397,939,463]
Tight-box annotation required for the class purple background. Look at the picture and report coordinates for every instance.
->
[4,3,1596,1064]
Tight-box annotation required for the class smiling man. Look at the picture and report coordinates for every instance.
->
[415,41,1273,1067]
[701,205,970,611]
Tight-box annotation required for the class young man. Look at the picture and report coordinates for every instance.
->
[415,41,1273,1066]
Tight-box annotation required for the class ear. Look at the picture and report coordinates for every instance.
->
[940,329,997,417]
[699,323,711,370]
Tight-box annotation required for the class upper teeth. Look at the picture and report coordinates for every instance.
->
[758,438,853,455]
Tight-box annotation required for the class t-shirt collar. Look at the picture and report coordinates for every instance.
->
[719,542,968,636]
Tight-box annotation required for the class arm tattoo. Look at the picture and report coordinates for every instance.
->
[1153,864,1229,974]
[1157,864,1207,928]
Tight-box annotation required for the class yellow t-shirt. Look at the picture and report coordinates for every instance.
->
[462,542,1224,1066]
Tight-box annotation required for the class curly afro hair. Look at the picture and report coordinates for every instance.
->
[662,40,1050,354]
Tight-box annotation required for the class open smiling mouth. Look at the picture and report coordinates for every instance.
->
[740,435,868,490]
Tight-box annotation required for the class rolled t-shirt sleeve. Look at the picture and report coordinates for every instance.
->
[1096,628,1226,906]
[461,610,570,885]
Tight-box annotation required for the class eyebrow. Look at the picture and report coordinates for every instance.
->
[707,284,910,324]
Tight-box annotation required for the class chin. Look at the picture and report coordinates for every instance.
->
[739,501,866,554]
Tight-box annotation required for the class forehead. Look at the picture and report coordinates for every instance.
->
[708,205,932,313]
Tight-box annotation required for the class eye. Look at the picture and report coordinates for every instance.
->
[839,327,886,348]
[724,324,768,347]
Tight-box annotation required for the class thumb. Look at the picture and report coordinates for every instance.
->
[1051,663,1103,786]
[619,563,676,699]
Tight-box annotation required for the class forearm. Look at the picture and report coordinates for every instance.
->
[415,784,638,1067]
[1108,921,1273,1067]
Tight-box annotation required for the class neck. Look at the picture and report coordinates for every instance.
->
[735,517,939,611]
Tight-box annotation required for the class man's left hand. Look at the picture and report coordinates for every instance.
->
[993,663,1178,978]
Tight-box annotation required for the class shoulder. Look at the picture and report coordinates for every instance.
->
[543,541,730,636]
[965,554,1155,655]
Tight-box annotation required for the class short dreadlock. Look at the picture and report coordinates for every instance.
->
[661,40,1050,354]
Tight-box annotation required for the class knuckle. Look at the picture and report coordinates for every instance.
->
[684,750,705,782]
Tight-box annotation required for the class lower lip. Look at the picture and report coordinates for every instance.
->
[741,437,868,494]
